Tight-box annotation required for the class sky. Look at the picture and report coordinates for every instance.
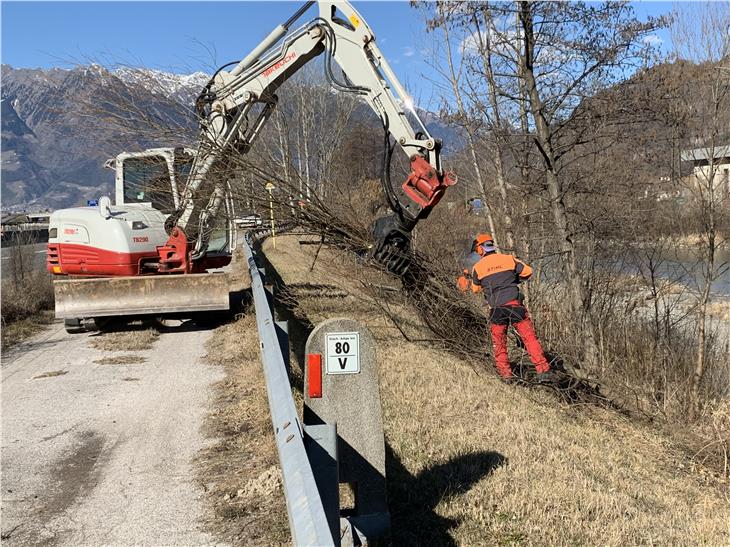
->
[1,1,675,108]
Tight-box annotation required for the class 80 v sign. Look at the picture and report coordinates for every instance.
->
[325,332,360,374]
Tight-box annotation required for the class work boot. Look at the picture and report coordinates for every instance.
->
[495,369,516,383]
[495,366,514,380]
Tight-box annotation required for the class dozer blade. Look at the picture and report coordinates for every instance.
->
[53,273,230,319]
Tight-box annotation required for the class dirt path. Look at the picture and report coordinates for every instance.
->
[1,320,224,546]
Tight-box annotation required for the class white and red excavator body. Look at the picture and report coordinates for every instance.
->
[48,148,234,329]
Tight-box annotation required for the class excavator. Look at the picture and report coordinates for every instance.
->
[48,0,455,332]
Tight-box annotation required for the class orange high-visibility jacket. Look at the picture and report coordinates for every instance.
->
[471,252,533,307]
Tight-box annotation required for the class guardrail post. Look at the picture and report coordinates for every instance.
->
[304,318,390,545]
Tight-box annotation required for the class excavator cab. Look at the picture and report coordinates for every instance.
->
[109,147,194,212]
[111,147,235,262]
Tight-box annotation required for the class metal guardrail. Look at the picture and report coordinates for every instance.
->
[242,233,335,546]
[1,222,50,232]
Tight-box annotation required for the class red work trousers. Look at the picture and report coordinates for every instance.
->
[490,307,549,378]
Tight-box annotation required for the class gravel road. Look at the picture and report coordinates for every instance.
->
[1,320,225,546]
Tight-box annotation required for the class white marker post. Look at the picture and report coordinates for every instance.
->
[303,318,389,545]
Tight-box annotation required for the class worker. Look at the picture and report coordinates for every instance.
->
[470,233,554,381]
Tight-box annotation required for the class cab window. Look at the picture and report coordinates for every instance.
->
[174,153,194,189]
[123,156,174,211]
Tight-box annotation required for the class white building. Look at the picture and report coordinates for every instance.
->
[681,145,730,197]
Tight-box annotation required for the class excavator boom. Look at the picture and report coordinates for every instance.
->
[170,0,455,274]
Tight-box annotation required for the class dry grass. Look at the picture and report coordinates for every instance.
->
[263,234,730,546]
[93,355,147,365]
[1,269,55,350]
[88,329,160,352]
[197,312,289,545]
[33,369,68,379]
[227,246,253,292]
[1,272,54,320]
[1,310,55,350]
[694,400,730,478]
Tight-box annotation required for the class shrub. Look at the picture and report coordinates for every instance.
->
[1,271,54,326]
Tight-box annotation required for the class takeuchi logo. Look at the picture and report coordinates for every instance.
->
[263,52,296,78]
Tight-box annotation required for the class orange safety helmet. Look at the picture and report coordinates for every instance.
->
[473,233,496,256]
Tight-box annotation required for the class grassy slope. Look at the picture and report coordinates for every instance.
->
[263,235,729,546]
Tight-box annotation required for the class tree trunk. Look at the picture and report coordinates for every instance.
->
[691,281,711,419]
[690,154,717,420]
[518,0,600,369]
[441,21,499,246]
[475,7,516,251]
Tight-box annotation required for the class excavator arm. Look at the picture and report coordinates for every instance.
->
[164,0,455,274]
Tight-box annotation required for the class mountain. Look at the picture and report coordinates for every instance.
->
[1,98,53,205]
[112,67,209,105]
[0,63,465,211]
[417,108,466,153]
[1,64,200,211]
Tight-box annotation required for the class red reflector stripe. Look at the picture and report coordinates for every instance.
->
[307,354,322,398]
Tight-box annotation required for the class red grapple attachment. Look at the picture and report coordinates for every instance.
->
[402,155,456,211]
[157,227,192,273]
[156,227,230,274]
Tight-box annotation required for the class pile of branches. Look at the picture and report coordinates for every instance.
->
[234,170,614,408]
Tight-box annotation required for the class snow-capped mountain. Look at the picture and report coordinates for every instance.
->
[1,64,198,209]
[1,63,464,210]
[113,67,210,104]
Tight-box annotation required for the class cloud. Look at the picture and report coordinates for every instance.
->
[403,46,415,57]
[643,34,663,46]
[459,29,487,54]
[459,27,521,56]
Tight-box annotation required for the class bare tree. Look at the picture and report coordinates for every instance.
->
[424,6,499,247]
[514,1,660,370]
[670,2,730,418]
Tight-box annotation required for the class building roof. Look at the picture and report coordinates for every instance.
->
[681,145,730,162]
[1,213,30,225]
